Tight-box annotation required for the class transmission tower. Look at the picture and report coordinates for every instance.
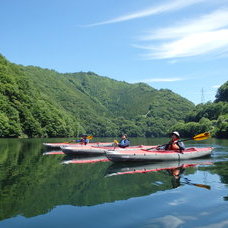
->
[201,88,205,104]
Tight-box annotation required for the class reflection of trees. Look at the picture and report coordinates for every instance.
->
[202,162,228,184]
[0,158,175,220]
[198,161,228,201]
[0,141,201,221]
[0,139,46,220]
[2,140,222,221]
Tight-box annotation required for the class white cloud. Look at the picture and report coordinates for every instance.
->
[212,85,221,89]
[137,77,185,83]
[85,0,206,27]
[141,9,228,40]
[136,7,228,59]
[168,198,186,206]
[147,215,185,228]
[142,29,228,59]
[198,220,228,228]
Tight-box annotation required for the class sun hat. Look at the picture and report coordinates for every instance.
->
[172,131,180,138]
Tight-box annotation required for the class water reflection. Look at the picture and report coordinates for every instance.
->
[106,160,212,190]
[167,166,211,190]
[61,155,109,164]
[0,138,228,224]
[167,166,186,188]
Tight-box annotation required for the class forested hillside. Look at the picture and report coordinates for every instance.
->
[171,81,228,138]
[0,54,195,137]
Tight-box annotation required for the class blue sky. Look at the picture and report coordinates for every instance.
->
[1,0,228,104]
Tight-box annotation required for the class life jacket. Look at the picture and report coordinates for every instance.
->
[119,139,130,148]
[167,140,180,150]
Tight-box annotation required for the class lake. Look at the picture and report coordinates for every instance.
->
[0,137,228,228]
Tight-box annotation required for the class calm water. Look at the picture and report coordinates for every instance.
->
[0,137,228,228]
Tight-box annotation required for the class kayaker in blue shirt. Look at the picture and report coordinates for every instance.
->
[75,135,89,145]
[117,134,130,148]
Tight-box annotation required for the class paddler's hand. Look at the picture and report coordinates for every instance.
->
[113,140,119,145]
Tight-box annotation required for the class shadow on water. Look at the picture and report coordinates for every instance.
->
[0,138,228,223]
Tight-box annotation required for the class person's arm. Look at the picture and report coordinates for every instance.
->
[164,140,172,150]
[164,144,169,150]
[177,141,185,150]
[156,145,165,150]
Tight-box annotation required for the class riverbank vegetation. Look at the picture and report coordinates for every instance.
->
[170,82,228,138]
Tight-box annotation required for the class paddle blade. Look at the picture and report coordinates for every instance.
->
[114,140,119,144]
[87,136,93,140]
[192,132,211,141]
[192,183,211,190]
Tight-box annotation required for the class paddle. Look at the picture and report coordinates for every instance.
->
[181,132,210,142]
[113,140,119,144]
[113,140,119,149]
[146,132,211,150]
[182,178,211,190]
[86,136,94,140]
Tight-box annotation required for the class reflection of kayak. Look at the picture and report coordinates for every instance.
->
[43,142,114,149]
[62,156,109,164]
[61,145,155,156]
[61,145,107,155]
[43,151,65,155]
[106,159,213,176]
[106,147,213,162]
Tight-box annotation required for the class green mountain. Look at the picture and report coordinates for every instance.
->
[0,54,194,138]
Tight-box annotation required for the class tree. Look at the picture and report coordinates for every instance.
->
[215,81,228,102]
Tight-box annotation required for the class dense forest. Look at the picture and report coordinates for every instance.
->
[171,81,228,138]
[0,54,227,138]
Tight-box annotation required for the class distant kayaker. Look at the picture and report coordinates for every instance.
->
[117,134,130,148]
[165,131,185,151]
[75,134,89,145]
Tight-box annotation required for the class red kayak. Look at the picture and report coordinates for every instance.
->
[61,145,155,156]
[43,142,114,149]
[106,147,213,162]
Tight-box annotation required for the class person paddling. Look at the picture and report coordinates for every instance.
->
[75,134,89,145]
[117,134,130,148]
[164,131,185,151]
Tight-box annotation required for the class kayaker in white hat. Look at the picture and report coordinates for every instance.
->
[164,131,185,151]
